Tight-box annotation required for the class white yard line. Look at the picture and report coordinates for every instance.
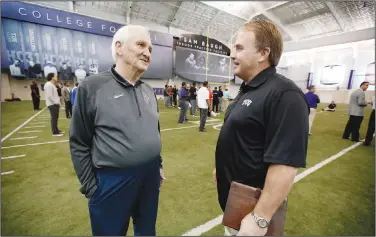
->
[29,122,47,125]
[161,125,198,132]
[1,171,15,175]
[18,130,42,134]
[2,155,26,160]
[24,126,46,128]
[10,136,38,140]
[212,124,223,130]
[1,140,69,149]
[181,139,366,236]
[1,108,47,142]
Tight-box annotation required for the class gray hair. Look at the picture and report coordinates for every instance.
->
[111,25,150,63]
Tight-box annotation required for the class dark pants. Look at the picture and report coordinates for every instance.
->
[32,95,40,110]
[213,100,219,113]
[173,96,177,107]
[365,110,375,145]
[190,99,197,116]
[199,108,208,130]
[48,104,60,134]
[88,159,160,236]
[343,115,364,141]
[65,100,72,118]
[178,100,188,123]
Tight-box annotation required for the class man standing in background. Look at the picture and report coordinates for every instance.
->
[197,81,210,132]
[30,80,41,111]
[364,95,375,146]
[44,73,63,136]
[212,87,219,113]
[168,85,173,107]
[343,81,369,142]
[75,64,87,84]
[172,85,178,107]
[56,83,64,109]
[305,85,320,135]
[62,82,72,118]
[222,88,230,112]
[163,85,170,108]
[70,82,79,108]
[178,82,189,123]
[218,86,224,112]
[190,82,197,117]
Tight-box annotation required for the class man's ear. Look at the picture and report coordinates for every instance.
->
[258,47,271,63]
[115,41,123,57]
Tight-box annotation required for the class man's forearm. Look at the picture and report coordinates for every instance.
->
[253,164,298,221]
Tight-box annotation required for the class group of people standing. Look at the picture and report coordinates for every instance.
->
[305,82,375,146]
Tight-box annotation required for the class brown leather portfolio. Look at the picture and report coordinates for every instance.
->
[222,181,288,236]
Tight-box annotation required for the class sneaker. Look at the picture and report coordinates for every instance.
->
[199,129,207,132]
[58,130,64,134]
[53,133,64,137]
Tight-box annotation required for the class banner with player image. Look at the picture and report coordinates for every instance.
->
[175,34,232,83]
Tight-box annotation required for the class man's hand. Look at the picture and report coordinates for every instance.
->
[213,168,217,184]
[237,213,268,236]
[160,168,166,188]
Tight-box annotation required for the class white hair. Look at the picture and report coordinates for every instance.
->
[111,25,150,63]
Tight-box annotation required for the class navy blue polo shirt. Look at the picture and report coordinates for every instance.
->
[215,66,310,211]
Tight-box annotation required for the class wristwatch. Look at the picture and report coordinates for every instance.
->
[251,212,270,228]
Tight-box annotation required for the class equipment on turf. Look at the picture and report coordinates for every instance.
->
[222,181,287,236]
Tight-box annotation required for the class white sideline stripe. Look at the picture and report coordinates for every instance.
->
[2,155,25,160]
[1,125,201,149]
[29,122,47,125]
[212,124,223,130]
[24,126,46,128]
[181,139,366,236]
[18,130,42,134]
[1,107,47,142]
[10,136,37,140]
[1,171,15,175]
[2,140,69,149]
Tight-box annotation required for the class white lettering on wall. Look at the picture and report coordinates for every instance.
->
[66,17,72,24]
[109,26,116,33]
[46,13,52,20]
[76,20,83,27]
[87,22,92,28]
[18,8,27,15]
[56,15,62,23]
[101,25,106,31]
[32,11,41,19]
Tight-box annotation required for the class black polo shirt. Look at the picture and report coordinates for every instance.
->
[215,66,310,211]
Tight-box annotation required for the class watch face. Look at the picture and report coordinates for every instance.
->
[258,219,268,228]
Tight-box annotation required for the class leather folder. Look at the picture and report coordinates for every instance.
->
[222,181,288,236]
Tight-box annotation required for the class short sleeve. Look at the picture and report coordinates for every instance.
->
[263,90,309,168]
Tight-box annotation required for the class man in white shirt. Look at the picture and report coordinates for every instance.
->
[75,64,87,84]
[197,81,210,132]
[364,95,375,146]
[44,72,63,136]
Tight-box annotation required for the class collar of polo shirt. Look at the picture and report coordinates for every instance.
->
[240,66,277,93]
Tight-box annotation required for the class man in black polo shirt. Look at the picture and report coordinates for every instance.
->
[214,20,309,236]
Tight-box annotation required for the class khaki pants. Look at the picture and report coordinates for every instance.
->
[222,99,229,113]
[309,108,317,134]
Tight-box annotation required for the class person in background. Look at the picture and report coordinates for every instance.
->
[322,101,337,112]
[56,83,64,109]
[163,85,170,108]
[222,88,230,112]
[168,85,173,107]
[44,61,57,78]
[212,87,219,113]
[69,25,165,236]
[305,85,320,135]
[70,82,79,108]
[172,85,178,107]
[343,81,369,142]
[178,82,189,123]
[208,86,213,117]
[62,82,72,119]
[30,80,41,111]
[59,62,73,81]
[28,59,43,79]
[197,81,210,132]
[44,73,63,136]
[10,59,24,77]
[190,82,197,117]
[218,86,224,112]
[364,95,375,146]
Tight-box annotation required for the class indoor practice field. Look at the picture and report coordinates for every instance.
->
[1,101,375,236]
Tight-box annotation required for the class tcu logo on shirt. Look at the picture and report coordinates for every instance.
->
[242,99,252,107]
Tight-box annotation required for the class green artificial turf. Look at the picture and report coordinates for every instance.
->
[1,101,374,236]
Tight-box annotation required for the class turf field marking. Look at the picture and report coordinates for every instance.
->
[10,136,38,141]
[1,108,47,142]
[161,125,198,132]
[1,171,15,175]
[212,124,223,130]
[2,155,26,160]
[24,126,46,128]
[181,139,366,236]
[29,122,47,125]
[18,130,42,134]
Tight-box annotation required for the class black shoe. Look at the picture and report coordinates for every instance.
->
[58,130,64,134]
[52,133,64,137]
[199,129,206,132]
[364,142,371,146]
